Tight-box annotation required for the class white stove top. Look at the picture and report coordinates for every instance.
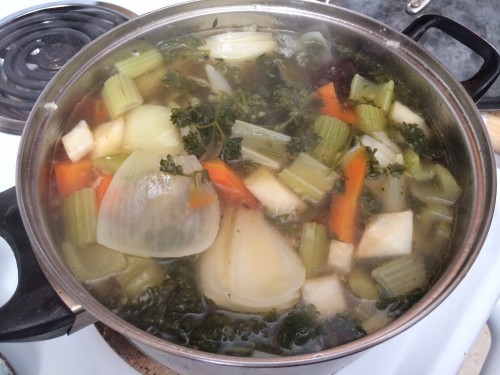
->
[0,1,499,374]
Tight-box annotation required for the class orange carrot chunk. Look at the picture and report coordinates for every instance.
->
[317,81,357,124]
[202,159,260,209]
[189,186,218,209]
[54,159,93,198]
[328,148,368,244]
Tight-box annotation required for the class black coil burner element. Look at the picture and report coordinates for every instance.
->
[0,3,136,135]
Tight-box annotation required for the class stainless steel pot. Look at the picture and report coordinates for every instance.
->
[0,1,498,374]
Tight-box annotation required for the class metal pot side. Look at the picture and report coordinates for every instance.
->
[15,0,497,373]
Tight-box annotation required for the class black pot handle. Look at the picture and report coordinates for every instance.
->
[402,14,500,102]
[0,187,75,342]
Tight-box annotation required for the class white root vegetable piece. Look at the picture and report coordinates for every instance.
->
[356,210,413,258]
[327,240,354,275]
[97,149,220,258]
[61,120,94,162]
[201,31,277,62]
[244,167,307,217]
[122,104,183,156]
[91,117,125,159]
[205,64,233,94]
[196,207,306,313]
[301,275,347,316]
[388,101,431,138]
[360,134,399,167]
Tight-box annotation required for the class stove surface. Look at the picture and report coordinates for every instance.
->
[0,1,499,375]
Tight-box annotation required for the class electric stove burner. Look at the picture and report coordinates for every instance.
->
[0,2,136,135]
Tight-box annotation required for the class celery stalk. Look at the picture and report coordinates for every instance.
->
[62,188,98,246]
[371,256,427,297]
[348,268,380,300]
[349,74,394,112]
[311,115,352,167]
[101,73,143,119]
[278,152,339,203]
[232,120,291,169]
[299,222,329,278]
[114,257,165,300]
[355,104,387,134]
[92,152,130,175]
[115,48,165,79]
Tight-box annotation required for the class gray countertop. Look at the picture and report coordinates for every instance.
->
[329,0,500,109]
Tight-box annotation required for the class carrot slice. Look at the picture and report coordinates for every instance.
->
[54,159,93,198]
[91,98,109,124]
[189,186,218,209]
[202,159,259,209]
[328,148,368,244]
[317,81,357,124]
[95,172,113,210]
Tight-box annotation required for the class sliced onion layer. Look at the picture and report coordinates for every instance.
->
[196,207,306,313]
[97,149,220,258]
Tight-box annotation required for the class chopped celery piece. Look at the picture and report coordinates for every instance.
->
[115,48,165,79]
[403,148,435,182]
[311,115,352,167]
[415,202,453,239]
[114,257,165,300]
[92,152,130,175]
[278,152,339,203]
[101,73,143,119]
[62,187,98,246]
[348,268,380,300]
[299,222,329,278]
[381,174,407,213]
[232,120,291,169]
[355,104,387,134]
[349,74,394,112]
[410,163,462,205]
[61,242,127,283]
[371,256,427,297]
[134,65,169,100]
[414,211,452,254]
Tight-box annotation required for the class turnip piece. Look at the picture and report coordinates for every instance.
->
[244,167,307,217]
[356,210,413,258]
[91,117,124,159]
[61,120,94,162]
[301,275,347,316]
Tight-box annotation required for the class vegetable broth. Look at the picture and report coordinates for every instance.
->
[50,27,462,357]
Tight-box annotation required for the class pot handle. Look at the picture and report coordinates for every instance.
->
[0,187,76,342]
[402,14,500,102]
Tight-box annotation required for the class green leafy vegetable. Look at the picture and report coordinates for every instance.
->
[157,36,208,64]
[276,304,321,350]
[398,123,443,160]
[219,136,242,160]
[182,131,206,158]
[159,154,210,183]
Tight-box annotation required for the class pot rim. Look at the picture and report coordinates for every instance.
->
[16,0,497,367]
